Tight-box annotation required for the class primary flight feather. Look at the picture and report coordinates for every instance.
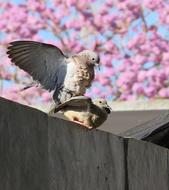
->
[7,41,100,105]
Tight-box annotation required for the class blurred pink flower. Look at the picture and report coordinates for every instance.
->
[162,52,169,64]
[127,33,146,49]
[132,55,146,65]
[121,71,137,83]
[1,0,169,104]
[164,67,169,75]
[117,77,125,86]
[152,47,160,55]
[143,0,163,10]
[147,68,159,78]
[104,40,116,51]
[116,64,126,72]
[144,86,157,97]
[104,68,115,77]
[158,70,166,81]
[101,54,113,67]
[91,87,101,95]
[41,91,52,102]
[126,94,137,101]
[120,83,132,91]
[132,83,144,94]
[159,88,169,98]
[98,77,110,86]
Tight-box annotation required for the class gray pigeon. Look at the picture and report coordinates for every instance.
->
[7,41,100,105]
[49,96,111,129]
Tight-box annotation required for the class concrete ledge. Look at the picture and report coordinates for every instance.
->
[0,97,169,190]
[109,99,169,111]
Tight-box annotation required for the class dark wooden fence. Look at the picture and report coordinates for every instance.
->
[0,97,169,190]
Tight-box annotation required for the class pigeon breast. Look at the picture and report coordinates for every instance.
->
[63,58,95,95]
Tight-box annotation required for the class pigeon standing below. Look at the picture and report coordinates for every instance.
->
[7,41,100,105]
[49,96,111,129]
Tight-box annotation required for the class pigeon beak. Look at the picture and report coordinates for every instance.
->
[104,105,112,114]
[98,64,100,70]
[94,62,100,70]
[95,62,100,70]
[95,56,100,70]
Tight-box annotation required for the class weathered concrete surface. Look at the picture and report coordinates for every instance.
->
[0,97,169,190]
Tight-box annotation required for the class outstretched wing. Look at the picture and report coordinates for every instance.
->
[7,41,68,91]
[54,96,92,112]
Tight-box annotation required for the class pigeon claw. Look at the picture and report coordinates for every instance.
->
[73,118,93,129]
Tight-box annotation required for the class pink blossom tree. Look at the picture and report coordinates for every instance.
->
[1,0,169,105]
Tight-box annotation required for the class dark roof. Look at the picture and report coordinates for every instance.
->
[100,110,169,149]
[99,110,167,135]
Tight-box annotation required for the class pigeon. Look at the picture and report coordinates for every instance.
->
[49,96,111,129]
[7,41,100,105]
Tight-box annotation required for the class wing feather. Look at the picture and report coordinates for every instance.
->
[54,96,92,112]
[7,40,68,91]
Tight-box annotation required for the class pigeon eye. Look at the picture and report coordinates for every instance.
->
[92,58,95,60]
[99,101,102,103]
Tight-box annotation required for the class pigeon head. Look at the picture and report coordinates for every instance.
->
[78,50,100,66]
[93,98,111,114]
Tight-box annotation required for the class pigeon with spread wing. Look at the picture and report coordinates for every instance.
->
[7,41,100,105]
[49,96,111,129]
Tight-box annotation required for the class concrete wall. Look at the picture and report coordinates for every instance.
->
[0,97,168,190]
